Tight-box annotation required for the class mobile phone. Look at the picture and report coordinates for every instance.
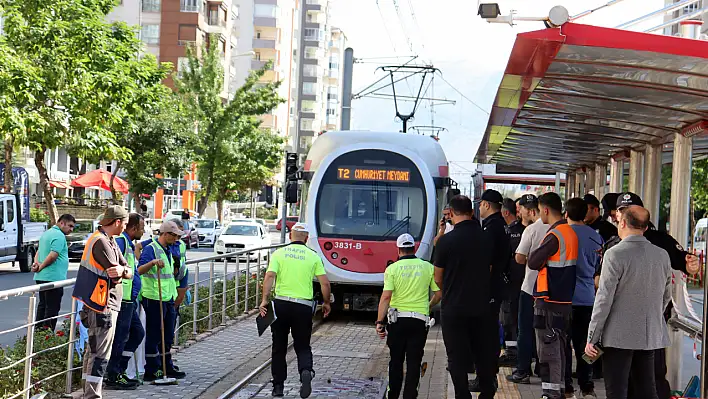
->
[582,344,604,364]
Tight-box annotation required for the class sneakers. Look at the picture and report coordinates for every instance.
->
[143,370,164,382]
[506,371,531,384]
[272,382,284,397]
[166,367,186,380]
[300,370,313,398]
[105,374,139,390]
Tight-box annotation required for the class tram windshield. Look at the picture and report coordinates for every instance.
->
[316,150,426,240]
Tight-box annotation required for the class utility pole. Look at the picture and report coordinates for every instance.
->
[341,48,354,130]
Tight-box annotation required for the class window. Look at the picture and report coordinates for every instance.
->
[327,108,336,116]
[178,24,197,45]
[254,4,277,18]
[224,224,259,236]
[327,92,338,101]
[302,82,317,95]
[300,119,315,130]
[232,5,240,20]
[6,200,14,223]
[142,0,160,12]
[256,31,261,38]
[141,24,160,45]
[180,0,199,12]
[306,11,319,23]
[255,51,261,60]
[303,64,318,77]
[304,28,322,41]
[329,56,339,69]
[301,100,316,112]
[304,46,318,59]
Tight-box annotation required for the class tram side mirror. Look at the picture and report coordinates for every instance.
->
[285,181,298,204]
[447,188,461,203]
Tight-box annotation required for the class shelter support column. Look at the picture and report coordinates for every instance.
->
[594,163,607,199]
[628,149,644,197]
[643,144,663,226]
[575,170,584,197]
[586,168,595,195]
[667,134,693,390]
[566,173,576,199]
[609,158,623,193]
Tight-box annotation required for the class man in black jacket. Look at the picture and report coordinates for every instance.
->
[500,198,525,366]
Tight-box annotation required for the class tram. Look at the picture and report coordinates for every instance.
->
[300,131,456,311]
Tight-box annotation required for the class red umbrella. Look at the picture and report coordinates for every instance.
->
[71,169,130,194]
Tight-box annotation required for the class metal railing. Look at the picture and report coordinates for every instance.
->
[0,243,286,399]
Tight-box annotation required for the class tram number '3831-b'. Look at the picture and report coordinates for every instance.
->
[332,241,362,250]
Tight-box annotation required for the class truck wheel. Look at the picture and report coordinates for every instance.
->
[19,247,34,273]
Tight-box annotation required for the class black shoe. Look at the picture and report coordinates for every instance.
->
[469,377,480,392]
[506,371,531,384]
[272,382,284,397]
[105,374,139,390]
[300,370,313,398]
[120,373,140,384]
[498,353,517,367]
[143,370,163,382]
[167,367,186,379]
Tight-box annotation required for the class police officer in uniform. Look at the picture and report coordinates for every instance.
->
[500,198,525,366]
[259,223,332,398]
[598,192,699,399]
[583,194,617,243]
[376,233,442,399]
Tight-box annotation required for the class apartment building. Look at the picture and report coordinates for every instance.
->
[323,26,346,132]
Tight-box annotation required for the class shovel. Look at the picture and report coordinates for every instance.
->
[153,268,177,386]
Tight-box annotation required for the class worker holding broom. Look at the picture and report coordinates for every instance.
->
[138,220,186,382]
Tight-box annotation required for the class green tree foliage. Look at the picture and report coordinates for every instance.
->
[658,159,708,233]
[0,0,160,224]
[174,36,284,216]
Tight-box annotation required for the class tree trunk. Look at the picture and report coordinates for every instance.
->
[4,136,13,193]
[197,164,216,216]
[109,162,119,204]
[35,148,58,225]
[134,193,141,215]
[217,199,223,223]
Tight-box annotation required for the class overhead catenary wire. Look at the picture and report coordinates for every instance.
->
[436,72,490,116]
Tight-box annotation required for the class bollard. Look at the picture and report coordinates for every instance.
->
[222,258,228,325]
[244,256,250,314]
[65,298,77,394]
[24,295,37,399]
[208,261,214,330]
[193,263,200,337]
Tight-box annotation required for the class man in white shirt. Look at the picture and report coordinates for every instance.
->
[507,194,550,384]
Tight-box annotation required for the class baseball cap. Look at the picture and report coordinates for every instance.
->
[396,233,415,248]
[601,193,619,212]
[616,192,644,209]
[291,222,309,233]
[583,194,601,208]
[518,194,538,207]
[158,220,185,237]
[476,189,503,205]
[98,205,129,226]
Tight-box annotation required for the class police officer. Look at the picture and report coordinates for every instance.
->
[106,213,146,389]
[138,220,186,381]
[598,192,699,399]
[583,194,617,242]
[376,233,442,399]
[259,223,332,398]
[500,198,525,366]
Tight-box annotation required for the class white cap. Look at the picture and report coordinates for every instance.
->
[291,222,309,233]
[396,233,415,248]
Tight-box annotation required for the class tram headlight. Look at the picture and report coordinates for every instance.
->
[340,257,348,265]
[323,242,333,251]
[331,252,338,259]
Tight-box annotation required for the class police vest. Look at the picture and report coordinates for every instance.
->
[115,235,136,302]
[534,224,578,305]
[140,241,177,301]
[71,231,113,312]
[175,240,187,282]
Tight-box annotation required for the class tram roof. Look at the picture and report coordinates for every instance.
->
[474,23,708,174]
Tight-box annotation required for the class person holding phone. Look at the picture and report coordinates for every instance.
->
[585,206,672,399]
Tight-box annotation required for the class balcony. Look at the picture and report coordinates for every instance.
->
[206,14,226,33]
[251,59,275,70]
[254,16,276,28]
[253,37,276,49]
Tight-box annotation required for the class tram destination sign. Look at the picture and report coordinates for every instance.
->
[336,166,410,183]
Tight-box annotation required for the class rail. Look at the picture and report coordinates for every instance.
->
[0,243,287,399]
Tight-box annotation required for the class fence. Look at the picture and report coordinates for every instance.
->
[0,243,285,399]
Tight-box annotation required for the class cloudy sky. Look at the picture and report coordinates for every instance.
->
[329,0,668,188]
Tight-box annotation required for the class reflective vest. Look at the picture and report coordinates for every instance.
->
[175,240,187,282]
[534,224,578,305]
[72,231,112,312]
[140,240,177,301]
[115,234,136,302]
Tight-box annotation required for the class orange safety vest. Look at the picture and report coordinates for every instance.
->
[72,231,113,313]
[534,224,578,305]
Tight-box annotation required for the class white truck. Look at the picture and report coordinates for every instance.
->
[0,193,48,272]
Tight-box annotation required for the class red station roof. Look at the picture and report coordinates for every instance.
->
[475,23,708,174]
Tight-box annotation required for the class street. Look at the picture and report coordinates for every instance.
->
[0,231,285,348]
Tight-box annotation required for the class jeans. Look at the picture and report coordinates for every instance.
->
[627,348,670,399]
[442,309,497,399]
[142,298,176,374]
[564,306,594,394]
[271,299,314,384]
[603,347,658,399]
[386,318,427,399]
[36,281,64,331]
[106,301,145,378]
[515,292,536,375]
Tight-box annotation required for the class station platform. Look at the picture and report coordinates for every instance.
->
[74,314,606,399]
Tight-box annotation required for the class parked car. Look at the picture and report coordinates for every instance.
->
[215,222,270,261]
[163,209,198,221]
[275,216,299,232]
[254,218,267,228]
[195,219,221,247]
[67,219,96,261]
[152,219,200,249]
[1,194,48,272]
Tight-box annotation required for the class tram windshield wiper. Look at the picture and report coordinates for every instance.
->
[381,216,411,240]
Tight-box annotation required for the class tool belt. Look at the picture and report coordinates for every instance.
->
[387,308,435,327]
[275,296,314,308]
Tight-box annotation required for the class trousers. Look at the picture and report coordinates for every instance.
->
[36,281,64,331]
[604,347,658,399]
[142,298,176,374]
[627,348,670,399]
[516,292,537,375]
[271,299,314,384]
[80,307,118,399]
[106,301,145,378]
[442,309,497,399]
[535,307,570,399]
[386,318,427,399]
[564,306,594,394]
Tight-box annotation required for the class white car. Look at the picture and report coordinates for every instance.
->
[195,219,221,247]
[215,222,270,261]
[163,209,198,221]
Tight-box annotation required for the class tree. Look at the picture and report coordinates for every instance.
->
[658,159,708,233]
[1,0,157,224]
[174,36,284,216]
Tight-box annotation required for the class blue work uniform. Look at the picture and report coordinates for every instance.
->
[107,233,145,380]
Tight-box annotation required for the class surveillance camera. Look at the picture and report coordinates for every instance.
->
[478,3,501,19]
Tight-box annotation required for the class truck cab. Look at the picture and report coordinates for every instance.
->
[0,193,47,272]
